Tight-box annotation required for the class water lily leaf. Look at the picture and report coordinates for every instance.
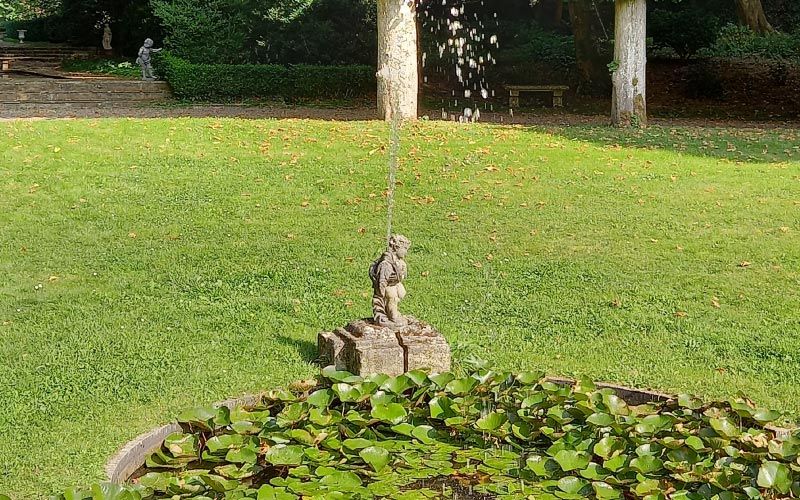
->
[476,411,507,431]
[757,461,792,494]
[164,433,198,458]
[635,415,674,435]
[629,456,664,475]
[371,403,408,425]
[56,488,92,500]
[580,462,609,480]
[343,438,373,450]
[177,406,230,431]
[741,486,761,499]
[594,436,626,460]
[684,436,705,451]
[214,463,260,479]
[429,396,456,420]
[390,422,415,437]
[288,429,314,445]
[666,447,699,464]
[592,481,621,499]
[321,366,358,383]
[445,378,477,395]
[206,434,245,454]
[381,375,414,394]
[522,393,547,408]
[677,394,704,410]
[602,394,629,416]
[306,389,334,408]
[710,418,740,438]
[587,412,615,427]
[557,476,589,494]
[319,471,363,491]
[225,446,257,464]
[411,425,437,444]
[332,383,361,403]
[265,445,304,466]
[257,484,297,500]
[516,371,545,385]
[89,483,139,500]
[405,370,429,386]
[428,372,455,388]
[554,450,591,471]
[360,446,390,472]
[199,474,238,493]
[574,377,597,394]
[752,409,781,424]
[634,478,661,495]
[603,454,628,472]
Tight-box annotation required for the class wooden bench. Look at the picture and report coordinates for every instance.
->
[507,85,569,108]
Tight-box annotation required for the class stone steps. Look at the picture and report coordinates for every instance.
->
[0,79,171,105]
[0,47,97,62]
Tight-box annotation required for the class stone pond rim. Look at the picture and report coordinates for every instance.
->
[104,376,693,485]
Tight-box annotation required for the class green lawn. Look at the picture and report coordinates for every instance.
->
[0,118,799,498]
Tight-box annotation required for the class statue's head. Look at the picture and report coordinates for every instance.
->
[144,38,154,48]
[389,234,411,258]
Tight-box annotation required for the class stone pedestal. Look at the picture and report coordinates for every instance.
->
[318,317,451,376]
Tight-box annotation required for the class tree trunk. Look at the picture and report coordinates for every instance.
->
[735,0,774,34]
[568,0,611,96]
[611,0,646,127]
[377,0,418,121]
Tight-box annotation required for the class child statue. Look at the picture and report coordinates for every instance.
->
[136,38,162,81]
[369,234,411,327]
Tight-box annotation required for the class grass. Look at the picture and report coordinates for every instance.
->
[0,118,799,498]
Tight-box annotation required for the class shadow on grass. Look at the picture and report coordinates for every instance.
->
[276,334,319,365]
[506,121,800,164]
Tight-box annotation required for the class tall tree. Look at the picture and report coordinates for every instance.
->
[735,0,773,34]
[568,0,611,96]
[611,0,646,127]
[376,0,418,121]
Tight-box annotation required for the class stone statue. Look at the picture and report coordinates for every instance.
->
[102,24,112,51]
[369,234,410,327]
[136,38,162,81]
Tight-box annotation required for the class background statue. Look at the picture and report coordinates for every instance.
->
[369,234,410,327]
[136,38,162,81]
[102,24,112,51]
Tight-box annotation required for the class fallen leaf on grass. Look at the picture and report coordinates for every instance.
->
[739,261,751,268]
[674,311,688,318]
[711,297,721,308]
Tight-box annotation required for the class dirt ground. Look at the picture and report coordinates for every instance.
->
[3,101,799,130]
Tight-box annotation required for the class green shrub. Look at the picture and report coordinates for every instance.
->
[3,16,70,43]
[62,58,141,78]
[648,7,722,58]
[704,24,800,61]
[157,53,375,101]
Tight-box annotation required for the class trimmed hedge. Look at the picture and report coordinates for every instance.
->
[157,54,375,101]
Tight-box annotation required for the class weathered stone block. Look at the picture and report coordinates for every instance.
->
[317,317,451,376]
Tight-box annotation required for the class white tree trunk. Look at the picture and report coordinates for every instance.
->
[611,0,647,127]
[377,0,418,121]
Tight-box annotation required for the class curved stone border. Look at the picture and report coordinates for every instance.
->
[105,394,263,484]
[104,378,792,484]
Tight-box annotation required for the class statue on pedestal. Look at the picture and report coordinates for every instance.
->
[102,24,112,51]
[369,234,410,327]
